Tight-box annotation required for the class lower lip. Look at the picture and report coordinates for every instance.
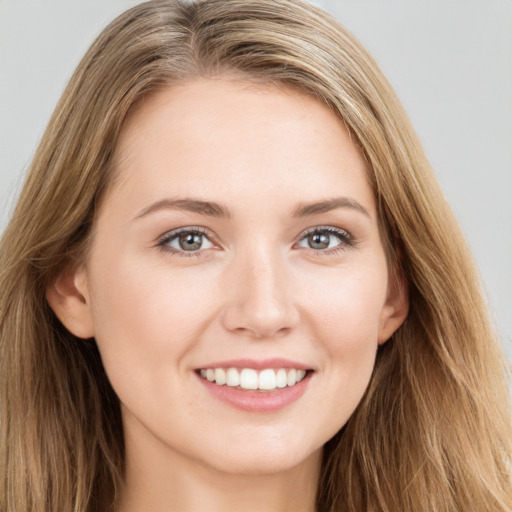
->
[197,372,312,413]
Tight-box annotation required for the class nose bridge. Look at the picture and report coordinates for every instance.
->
[221,241,299,338]
[248,245,285,305]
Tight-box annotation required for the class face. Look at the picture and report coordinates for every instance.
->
[50,78,407,476]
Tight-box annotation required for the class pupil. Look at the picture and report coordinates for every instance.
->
[179,233,202,251]
[309,232,329,249]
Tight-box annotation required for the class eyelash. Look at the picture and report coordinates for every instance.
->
[156,225,355,257]
[296,226,355,255]
[157,226,215,258]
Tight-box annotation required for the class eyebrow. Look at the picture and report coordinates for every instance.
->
[133,195,370,221]
[293,197,371,218]
[133,198,232,220]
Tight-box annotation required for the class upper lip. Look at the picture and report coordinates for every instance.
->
[196,358,312,371]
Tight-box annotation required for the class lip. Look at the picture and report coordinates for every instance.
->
[196,358,312,371]
[195,359,313,413]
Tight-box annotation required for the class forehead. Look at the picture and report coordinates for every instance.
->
[107,78,374,218]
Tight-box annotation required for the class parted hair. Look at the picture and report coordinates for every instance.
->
[1,0,511,510]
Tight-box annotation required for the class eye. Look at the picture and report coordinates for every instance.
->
[296,226,353,252]
[158,227,215,254]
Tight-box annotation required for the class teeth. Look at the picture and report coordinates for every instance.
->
[240,368,258,390]
[199,367,309,390]
[276,368,287,388]
[214,368,226,385]
[226,367,240,387]
[258,369,276,390]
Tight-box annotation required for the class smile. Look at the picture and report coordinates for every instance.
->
[196,359,313,412]
[199,367,307,391]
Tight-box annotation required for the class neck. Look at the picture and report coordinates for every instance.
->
[115,418,322,512]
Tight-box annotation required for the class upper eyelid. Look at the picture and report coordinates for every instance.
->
[296,225,352,241]
[299,225,349,235]
[157,226,214,244]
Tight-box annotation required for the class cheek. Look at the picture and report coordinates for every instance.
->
[301,268,387,419]
[86,251,219,395]
[90,249,212,338]
[304,266,387,345]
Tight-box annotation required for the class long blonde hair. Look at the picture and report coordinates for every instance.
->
[1,0,510,510]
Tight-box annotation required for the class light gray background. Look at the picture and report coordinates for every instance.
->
[1,0,511,359]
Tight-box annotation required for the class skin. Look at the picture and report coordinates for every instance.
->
[48,78,408,512]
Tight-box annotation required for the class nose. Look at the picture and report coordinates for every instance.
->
[220,246,300,339]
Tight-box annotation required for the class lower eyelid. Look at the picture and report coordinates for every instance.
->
[159,246,205,258]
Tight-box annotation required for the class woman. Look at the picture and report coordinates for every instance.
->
[0,0,510,510]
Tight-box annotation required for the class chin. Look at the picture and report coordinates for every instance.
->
[194,436,323,477]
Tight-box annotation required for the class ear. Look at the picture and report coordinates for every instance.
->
[46,264,95,339]
[378,271,409,345]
